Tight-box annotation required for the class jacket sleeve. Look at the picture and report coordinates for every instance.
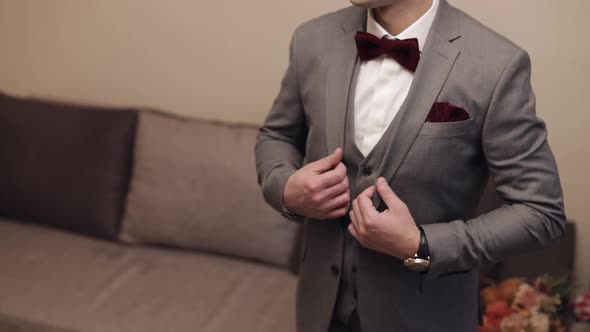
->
[255,29,307,214]
[421,48,567,278]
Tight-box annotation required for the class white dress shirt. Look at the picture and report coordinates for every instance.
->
[354,0,439,157]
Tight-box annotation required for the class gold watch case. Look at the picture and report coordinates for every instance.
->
[403,254,431,272]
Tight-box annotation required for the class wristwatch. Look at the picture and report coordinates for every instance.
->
[403,227,431,272]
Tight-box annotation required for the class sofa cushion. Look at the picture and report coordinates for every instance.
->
[0,219,296,332]
[0,93,138,239]
[0,313,76,332]
[120,110,300,269]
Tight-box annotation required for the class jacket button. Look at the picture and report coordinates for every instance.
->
[331,264,340,276]
[361,167,373,177]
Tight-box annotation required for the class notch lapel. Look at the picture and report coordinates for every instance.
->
[373,1,462,208]
[325,8,366,155]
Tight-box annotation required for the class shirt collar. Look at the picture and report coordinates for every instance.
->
[366,0,439,52]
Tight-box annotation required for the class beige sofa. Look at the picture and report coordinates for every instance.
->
[0,92,577,332]
[0,92,300,332]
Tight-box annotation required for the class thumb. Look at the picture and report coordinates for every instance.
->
[376,177,404,209]
[312,148,343,172]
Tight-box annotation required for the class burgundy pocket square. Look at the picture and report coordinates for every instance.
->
[426,102,470,123]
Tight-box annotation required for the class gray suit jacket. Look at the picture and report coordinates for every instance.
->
[255,1,566,331]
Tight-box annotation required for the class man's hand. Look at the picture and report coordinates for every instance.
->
[282,148,350,220]
[348,177,420,260]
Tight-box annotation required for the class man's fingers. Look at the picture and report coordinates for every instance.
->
[358,194,378,220]
[318,175,349,200]
[351,198,364,235]
[358,185,375,199]
[325,206,348,219]
[315,162,347,189]
[324,189,350,211]
[349,209,357,226]
[375,177,405,210]
[310,148,343,173]
[348,222,361,243]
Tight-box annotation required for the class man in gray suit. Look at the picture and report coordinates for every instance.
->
[255,0,566,331]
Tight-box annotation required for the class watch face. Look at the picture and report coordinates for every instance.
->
[404,258,430,272]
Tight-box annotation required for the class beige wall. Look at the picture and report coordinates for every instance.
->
[0,1,588,287]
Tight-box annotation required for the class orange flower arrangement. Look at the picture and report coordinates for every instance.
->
[479,275,572,332]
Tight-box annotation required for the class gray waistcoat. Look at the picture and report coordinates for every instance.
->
[333,64,394,324]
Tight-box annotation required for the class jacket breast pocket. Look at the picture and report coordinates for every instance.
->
[418,118,475,137]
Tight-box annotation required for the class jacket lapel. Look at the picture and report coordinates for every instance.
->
[324,7,366,155]
[373,1,462,208]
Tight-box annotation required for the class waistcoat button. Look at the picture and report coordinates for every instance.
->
[331,264,340,276]
[361,167,373,177]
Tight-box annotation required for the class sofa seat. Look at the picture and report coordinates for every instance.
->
[0,219,297,332]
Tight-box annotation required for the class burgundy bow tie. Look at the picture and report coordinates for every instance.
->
[354,31,420,72]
